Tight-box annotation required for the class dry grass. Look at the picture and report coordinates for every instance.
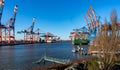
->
[89,9,120,70]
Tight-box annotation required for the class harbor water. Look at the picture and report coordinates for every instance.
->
[0,41,89,69]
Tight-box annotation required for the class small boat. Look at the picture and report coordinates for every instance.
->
[72,48,76,53]
[77,46,80,51]
[72,46,80,53]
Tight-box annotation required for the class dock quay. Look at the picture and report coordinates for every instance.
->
[0,41,41,46]
[33,56,71,65]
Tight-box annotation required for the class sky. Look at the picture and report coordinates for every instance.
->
[1,0,120,40]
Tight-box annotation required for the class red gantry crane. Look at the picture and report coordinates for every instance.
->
[69,28,80,41]
[0,0,4,43]
[41,32,60,43]
[0,0,18,44]
[3,5,18,44]
[17,18,40,43]
[84,5,100,41]
[44,32,53,43]
[33,28,40,42]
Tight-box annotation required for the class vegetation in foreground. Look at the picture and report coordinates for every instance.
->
[88,9,120,70]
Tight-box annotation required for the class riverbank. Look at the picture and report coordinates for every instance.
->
[0,42,41,46]
[28,56,96,70]
[0,40,65,46]
[29,57,120,70]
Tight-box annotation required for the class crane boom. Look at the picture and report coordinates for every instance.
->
[12,5,18,26]
[30,17,35,33]
[4,5,18,27]
[84,15,90,30]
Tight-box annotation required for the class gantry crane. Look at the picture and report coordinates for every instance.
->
[3,5,18,43]
[50,33,60,42]
[73,28,80,39]
[69,28,80,42]
[33,28,40,42]
[0,0,18,44]
[40,32,59,43]
[17,18,40,43]
[84,5,100,41]
[44,32,53,43]
[69,5,100,44]
[54,35,60,42]
[79,27,89,40]
[70,27,89,38]
[0,0,4,43]
[25,17,35,43]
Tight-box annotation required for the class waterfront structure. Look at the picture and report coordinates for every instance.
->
[33,55,71,65]
[2,5,18,44]
[0,0,18,44]
[0,0,4,43]
[17,18,40,43]
[33,28,40,42]
[84,5,100,45]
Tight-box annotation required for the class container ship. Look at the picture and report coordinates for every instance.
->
[69,28,89,45]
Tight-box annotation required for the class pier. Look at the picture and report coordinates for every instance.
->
[33,56,71,65]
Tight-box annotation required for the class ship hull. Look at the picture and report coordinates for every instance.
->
[74,39,89,45]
